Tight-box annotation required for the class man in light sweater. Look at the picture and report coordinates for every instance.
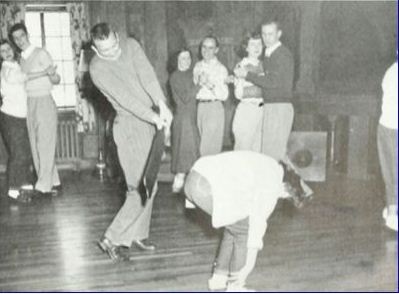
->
[89,23,172,260]
[10,23,62,197]
[184,151,306,291]
[378,60,397,232]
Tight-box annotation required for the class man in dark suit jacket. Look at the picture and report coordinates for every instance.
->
[234,20,294,161]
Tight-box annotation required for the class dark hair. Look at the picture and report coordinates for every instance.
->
[168,48,193,74]
[202,35,219,48]
[280,161,306,208]
[198,35,220,60]
[261,19,281,31]
[90,22,113,41]
[0,39,19,64]
[9,23,28,39]
[237,31,262,58]
[8,23,28,52]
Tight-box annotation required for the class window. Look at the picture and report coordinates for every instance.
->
[25,7,76,109]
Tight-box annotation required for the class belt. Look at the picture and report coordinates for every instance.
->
[197,99,220,103]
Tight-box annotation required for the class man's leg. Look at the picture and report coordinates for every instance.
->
[198,102,225,156]
[33,96,60,192]
[229,218,249,275]
[26,97,40,185]
[104,118,154,247]
[261,103,294,161]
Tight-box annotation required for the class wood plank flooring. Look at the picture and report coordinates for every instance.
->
[0,172,397,291]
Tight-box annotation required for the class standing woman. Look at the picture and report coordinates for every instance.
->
[170,49,200,194]
[232,33,264,151]
[0,39,51,202]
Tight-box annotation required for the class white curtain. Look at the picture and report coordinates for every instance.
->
[0,2,25,40]
[67,2,96,133]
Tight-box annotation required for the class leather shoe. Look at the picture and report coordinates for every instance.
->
[98,237,130,261]
[8,191,32,204]
[132,239,156,251]
[33,190,54,197]
[51,185,63,196]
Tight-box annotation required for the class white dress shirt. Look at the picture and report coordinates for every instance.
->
[0,61,28,118]
[380,61,398,129]
[193,58,229,101]
[192,151,284,249]
[21,44,36,60]
[265,41,281,58]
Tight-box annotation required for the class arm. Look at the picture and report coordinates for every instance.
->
[4,66,52,83]
[129,39,166,106]
[241,85,263,99]
[170,74,199,105]
[90,64,158,125]
[26,67,54,81]
[211,64,229,101]
[39,49,61,85]
[246,52,293,90]
[193,62,202,85]
[234,77,244,100]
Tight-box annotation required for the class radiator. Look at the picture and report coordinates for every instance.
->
[56,115,80,161]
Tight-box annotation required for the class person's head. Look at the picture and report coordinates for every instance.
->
[90,22,121,59]
[238,32,263,59]
[0,39,17,62]
[177,49,192,72]
[200,35,219,62]
[261,20,282,48]
[9,23,30,51]
[280,161,306,208]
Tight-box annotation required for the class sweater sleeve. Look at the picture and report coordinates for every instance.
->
[128,39,166,105]
[90,62,156,123]
[245,50,294,102]
[39,49,54,69]
[170,74,186,105]
[213,64,229,101]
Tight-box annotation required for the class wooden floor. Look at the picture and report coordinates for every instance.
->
[0,171,397,292]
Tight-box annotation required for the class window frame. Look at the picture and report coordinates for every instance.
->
[25,4,77,112]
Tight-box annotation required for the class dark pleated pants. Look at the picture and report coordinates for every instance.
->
[0,111,33,190]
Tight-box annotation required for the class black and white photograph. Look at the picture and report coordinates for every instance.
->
[0,0,397,291]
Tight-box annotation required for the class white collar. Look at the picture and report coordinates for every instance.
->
[242,57,260,66]
[202,57,219,66]
[21,44,36,59]
[92,45,122,61]
[265,41,281,58]
[1,60,20,69]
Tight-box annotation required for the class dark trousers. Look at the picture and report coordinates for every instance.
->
[377,124,397,207]
[185,170,249,275]
[0,112,33,190]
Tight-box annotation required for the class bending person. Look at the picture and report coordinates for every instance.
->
[184,150,306,291]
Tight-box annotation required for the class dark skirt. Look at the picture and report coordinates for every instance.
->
[171,108,200,174]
